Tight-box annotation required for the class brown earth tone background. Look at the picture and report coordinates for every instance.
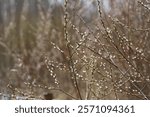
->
[0,0,150,100]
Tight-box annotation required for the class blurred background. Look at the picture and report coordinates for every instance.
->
[0,0,150,100]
